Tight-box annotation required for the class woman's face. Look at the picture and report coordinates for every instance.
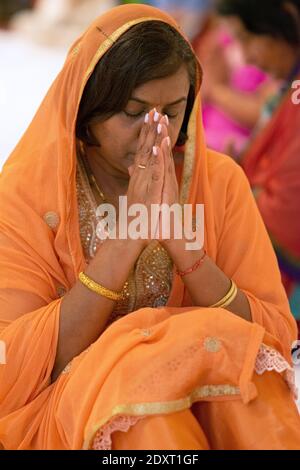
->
[224,17,299,79]
[88,64,190,178]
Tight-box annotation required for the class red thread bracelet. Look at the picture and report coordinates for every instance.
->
[175,250,207,277]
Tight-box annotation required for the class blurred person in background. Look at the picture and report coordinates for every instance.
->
[145,0,213,40]
[146,2,279,158]
[9,0,117,48]
[196,14,279,155]
[0,0,33,27]
[218,0,300,330]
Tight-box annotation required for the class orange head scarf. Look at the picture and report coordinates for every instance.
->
[0,4,217,311]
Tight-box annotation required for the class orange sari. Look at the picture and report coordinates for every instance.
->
[0,4,299,450]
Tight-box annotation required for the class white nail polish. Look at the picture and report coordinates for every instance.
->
[157,124,162,134]
[144,113,149,123]
[166,137,171,147]
[164,115,169,126]
[153,146,158,156]
[154,111,160,122]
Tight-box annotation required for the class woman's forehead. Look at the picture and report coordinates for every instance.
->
[129,66,190,105]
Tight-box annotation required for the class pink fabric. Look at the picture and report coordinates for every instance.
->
[203,31,267,154]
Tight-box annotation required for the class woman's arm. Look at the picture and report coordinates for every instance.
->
[156,121,251,322]
[51,237,144,381]
[162,240,252,322]
[207,84,264,128]
[52,109,165,381]
[205,80,280,129]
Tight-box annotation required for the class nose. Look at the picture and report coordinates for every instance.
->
[153,106,164,115]
[133,108,169,149]
[137,108,165,133]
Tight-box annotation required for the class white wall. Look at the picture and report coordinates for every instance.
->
[0,30,66,169]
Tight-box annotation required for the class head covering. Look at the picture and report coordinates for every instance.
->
[0,3,216,312]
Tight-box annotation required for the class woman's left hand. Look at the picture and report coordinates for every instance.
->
[160,120,179,207]
[154,118,181,243]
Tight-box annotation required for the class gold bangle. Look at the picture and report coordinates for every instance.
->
[79,271,123,301]
[218,282,238,308]
[210,280,238,308]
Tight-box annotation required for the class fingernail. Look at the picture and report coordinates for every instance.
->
[154,111,160,122]
[164,115,169,125]
[157,124,162,134]
[144,113,149,123]
[166,137,171,147]
[153,146,158,156]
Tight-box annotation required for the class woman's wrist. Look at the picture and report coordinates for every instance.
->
[104,233,146,254]
[161,236,205,269]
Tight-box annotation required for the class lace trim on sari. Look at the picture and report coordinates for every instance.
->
[91,415,144,450]
[91,343,297,450]
[255,344,298,399]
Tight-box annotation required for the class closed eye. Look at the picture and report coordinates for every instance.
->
[123,111,178,119]
[123,111,144,118]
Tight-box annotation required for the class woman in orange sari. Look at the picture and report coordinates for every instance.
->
[217,0,300,329]
[0,4,300,450]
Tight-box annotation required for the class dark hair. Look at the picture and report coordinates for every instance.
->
[217,0,300,45]
[76,21,199,147]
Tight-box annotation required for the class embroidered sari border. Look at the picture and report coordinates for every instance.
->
[83,383,240,449]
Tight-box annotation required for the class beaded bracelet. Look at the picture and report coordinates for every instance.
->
[175,250,207,277]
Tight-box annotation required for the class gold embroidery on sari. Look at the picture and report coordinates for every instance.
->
[70,42,82,58]
[179,94,198,205]
[84,383,241,449]
[203,337,222,353]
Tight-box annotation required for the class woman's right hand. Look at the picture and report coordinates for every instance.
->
[125,109,168,243]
